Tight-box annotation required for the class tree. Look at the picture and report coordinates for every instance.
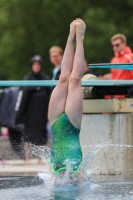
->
[0,0,133,79]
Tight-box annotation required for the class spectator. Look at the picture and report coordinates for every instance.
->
[49,46,63,80]
[105,34,133,98]
[15,55,50,164]
[110,33,133,80]
[0,127,1,136]
[0,87,24,159]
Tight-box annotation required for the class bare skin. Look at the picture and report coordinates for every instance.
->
[112,38,126,54]
[31,61,41,73]
[48,19,86,129]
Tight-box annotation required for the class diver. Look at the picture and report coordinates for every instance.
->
[48,18,86,176]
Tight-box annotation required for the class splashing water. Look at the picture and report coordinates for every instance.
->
[29,141,133,185]
[82,140,133,149]
[29,142,111,185]
[1,142,133,199]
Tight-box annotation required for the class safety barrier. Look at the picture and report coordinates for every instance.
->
[89,63,133,70]
[0,80,133,86]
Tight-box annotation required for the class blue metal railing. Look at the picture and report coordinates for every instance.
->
[89,63,133,70]
[0,80,133,87]
[1,63,133,87]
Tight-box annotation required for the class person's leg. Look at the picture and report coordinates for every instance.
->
[48,21,76,126]
[65,19,86,129]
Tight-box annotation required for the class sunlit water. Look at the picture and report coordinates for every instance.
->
[0,142,133,200]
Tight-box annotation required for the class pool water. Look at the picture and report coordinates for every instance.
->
[0,176,133,200]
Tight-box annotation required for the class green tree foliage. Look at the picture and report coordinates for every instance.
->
[0,0,133,79]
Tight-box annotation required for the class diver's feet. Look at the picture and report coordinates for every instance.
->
[69,20,76,42]
[75,18,86,42]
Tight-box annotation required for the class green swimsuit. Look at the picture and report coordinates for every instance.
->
[50,112,82,176]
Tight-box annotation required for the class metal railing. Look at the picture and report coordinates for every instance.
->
[0,80,133,87]
[89,63,133,70]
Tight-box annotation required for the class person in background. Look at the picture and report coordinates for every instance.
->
[105,34,133,98]
[0,87,25,159]
[110,33,133,80]
[82,59,96,98]
[0,91,2,136]
[49,46,63,80]
[15,55,50,164]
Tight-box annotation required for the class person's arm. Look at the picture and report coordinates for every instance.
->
[103,73,111,80]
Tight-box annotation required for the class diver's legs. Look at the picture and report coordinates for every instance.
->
[48,21,76,126]
[65,19,86,129]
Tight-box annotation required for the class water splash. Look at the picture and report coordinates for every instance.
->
[82,140,133,149]
[1,142,133,199]
[30,143,104,185]
[29,143,51,159]
[30,141,133,186]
